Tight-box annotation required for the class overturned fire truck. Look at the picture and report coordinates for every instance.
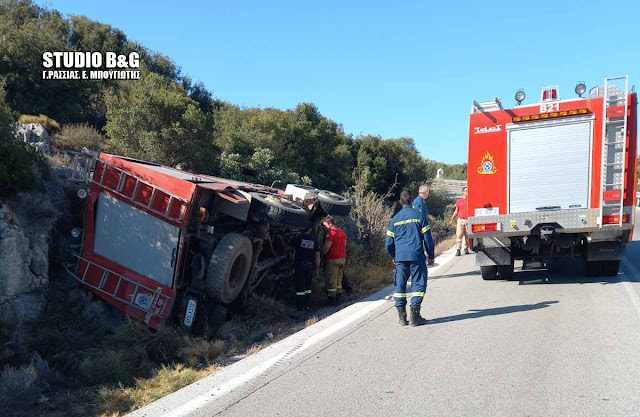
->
[468,76,637,280]
[67,153,351,333]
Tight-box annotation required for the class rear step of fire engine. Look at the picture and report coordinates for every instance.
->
[599,76,629,227]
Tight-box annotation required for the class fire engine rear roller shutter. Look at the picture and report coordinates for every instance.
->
[508,118,593,213]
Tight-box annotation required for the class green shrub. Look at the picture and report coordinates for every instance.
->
[0,364,40,414]
[0,90,42,199]
[53,123,106,151]
[17,114,61,133]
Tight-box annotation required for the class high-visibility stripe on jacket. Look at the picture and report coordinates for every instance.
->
[385,205,433,262]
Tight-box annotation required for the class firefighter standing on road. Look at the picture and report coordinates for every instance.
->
[386,190,433,326]
[321,216,347,304]
[292,226,320,311]
[412,184,436,266]
[450,186,469,256]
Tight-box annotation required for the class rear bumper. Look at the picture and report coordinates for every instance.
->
[468,207,634,239]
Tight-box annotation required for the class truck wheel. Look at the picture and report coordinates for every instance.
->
[205,303,228,338]
[497,265,514,280]
[249,192,310,229]
[480,265,499,280]
[602,260,620,277]
[585,260,603,277]
[206,233,253,304]
[317,190,351,217]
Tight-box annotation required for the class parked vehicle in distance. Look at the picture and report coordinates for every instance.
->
[467,76,637,280]
[67,153,351,334]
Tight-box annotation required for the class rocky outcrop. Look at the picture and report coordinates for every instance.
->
[0,193,60,323]
[17,123,52,154]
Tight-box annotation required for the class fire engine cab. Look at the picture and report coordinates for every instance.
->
[467,76,637,280]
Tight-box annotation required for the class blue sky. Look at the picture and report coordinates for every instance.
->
[39,0,639,163]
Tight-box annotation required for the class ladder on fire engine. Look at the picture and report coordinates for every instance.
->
[599,76,629,227]
[94,160,186,220]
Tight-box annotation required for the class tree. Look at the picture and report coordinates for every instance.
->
[0,82,41,198]
[105,70,216,173]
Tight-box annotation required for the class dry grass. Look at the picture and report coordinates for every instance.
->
[305,316,319,327]
[97,364,217,417]
[435,235,456,256]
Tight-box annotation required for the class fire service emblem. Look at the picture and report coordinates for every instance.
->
[477,152,497,175]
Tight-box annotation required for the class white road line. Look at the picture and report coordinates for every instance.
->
[127,248,460,417]
[620,258,640,321]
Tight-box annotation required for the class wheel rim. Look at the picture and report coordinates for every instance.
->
[228,253,247,290]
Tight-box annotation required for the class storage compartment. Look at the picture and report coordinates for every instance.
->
[508,118,593,213]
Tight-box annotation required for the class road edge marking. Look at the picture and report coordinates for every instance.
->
[126,246,460,417]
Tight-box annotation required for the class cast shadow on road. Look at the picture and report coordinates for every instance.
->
[426,300,559,325]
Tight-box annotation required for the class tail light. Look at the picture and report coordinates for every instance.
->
[471,223,501,233]
[601,214,630,225]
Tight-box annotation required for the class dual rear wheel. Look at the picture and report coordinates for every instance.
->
[480,264,514,280]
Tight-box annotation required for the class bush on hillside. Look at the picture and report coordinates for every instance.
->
[53,123,106,151]
[0,90,42,199]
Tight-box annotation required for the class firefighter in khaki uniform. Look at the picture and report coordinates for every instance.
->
[386,190,433,326]
[321,216,347,304]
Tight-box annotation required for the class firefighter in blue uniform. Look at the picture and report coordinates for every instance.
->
[386,189,433,326]
[412,184,435,266]
[292,226,320,312]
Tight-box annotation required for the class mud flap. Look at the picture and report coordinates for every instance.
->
[586,241,626,261]
[475,237,512,266]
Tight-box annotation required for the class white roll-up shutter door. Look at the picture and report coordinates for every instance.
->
[508,118,593,213]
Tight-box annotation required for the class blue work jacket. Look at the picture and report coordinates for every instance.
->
[386,205,433,262]
[412,196,435,259]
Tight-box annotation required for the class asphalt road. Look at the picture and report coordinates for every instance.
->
[133,221,640,417]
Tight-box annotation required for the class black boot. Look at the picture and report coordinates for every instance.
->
[409,306,428,326]
[455,249,461,256]
[304,293,311,311]
[396,306,408,326]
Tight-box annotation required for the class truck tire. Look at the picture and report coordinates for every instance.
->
[602,260,620,277]
[206,233,253,304]
[480,265,499,280]
[585,260,603,277]
[249,192,310,229]
[497,265,514,280]
[317,190,351,217]
[205,303,228,338]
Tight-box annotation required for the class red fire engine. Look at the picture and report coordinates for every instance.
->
[67,154,350,333]
[467,76,637,280]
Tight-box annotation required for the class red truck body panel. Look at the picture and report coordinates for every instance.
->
[467,93,637,219]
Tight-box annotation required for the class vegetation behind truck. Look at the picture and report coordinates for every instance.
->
[467,76,637,280]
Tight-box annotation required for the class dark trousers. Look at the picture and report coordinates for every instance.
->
[393,260,427,307]
[295,262,314,308]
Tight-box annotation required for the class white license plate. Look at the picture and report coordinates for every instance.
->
[475,207,499,216]
[183,299,197,327]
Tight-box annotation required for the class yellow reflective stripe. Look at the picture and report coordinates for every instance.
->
[296,292,306,296]
[411,291,425,297]
[305,290,312,294]
[393,293,408,298]
[327,288,337,292]
[394,218,421,227]
[421,225,431,233]
[386,230,395,237]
